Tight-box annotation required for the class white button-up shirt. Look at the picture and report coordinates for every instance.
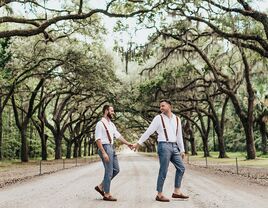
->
[138,113,185,152]
[95,118,121,144]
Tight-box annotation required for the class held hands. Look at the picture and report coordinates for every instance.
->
[127,143,134,150]
[132,143,140,151]
[126,143,140,151]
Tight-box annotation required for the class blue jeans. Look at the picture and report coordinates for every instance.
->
[98,144,120,193]
[157,142,185,192]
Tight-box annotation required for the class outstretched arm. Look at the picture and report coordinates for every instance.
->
[177,117,185,159]
[117,136,133,149]
[133,116,160,151]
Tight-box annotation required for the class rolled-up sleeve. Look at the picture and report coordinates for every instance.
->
[176,117,185,153]
[138,116,160,145]
[113,125,121,139]
[95,122,102,141]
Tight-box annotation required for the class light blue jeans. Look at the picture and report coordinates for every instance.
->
[157,142,185,192]
[98,144,120,193]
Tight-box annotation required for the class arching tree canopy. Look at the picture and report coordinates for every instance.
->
[0,0,267,161]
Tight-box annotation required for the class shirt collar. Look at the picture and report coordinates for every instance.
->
[161,113,174,119]
[101,117,111,124]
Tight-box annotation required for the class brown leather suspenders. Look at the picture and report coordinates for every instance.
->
[176,116,179,136]
[160,114,169,141]
[101,121,112,143]
[160,114,179,141]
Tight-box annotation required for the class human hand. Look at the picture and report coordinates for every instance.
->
[181,152,185,160]
[132,143,140,152]
[127,143,134,150]
[103,152,110,162]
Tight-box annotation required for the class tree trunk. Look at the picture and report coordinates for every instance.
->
[41,134,48,160]
[55,134,62,160]
[214,124,227,158]
[259,120,268,154]
[242,119,256,159]
[12,79,45,162]
[240,72,256,159]
[0,95,2,160]
[212,128,217,152]
[189,130,197,155]
[201,135,210,157]
[20,129,29,162]
[196,111,211,157]
[183,137,189,154]
[78,139,82,157]
[73,141,78,158]
[125,50,129,74]
[226,90,256,159]
[190,139,197,155]
[94,142,97,154]
[229,94,256,159]
[245,130,256,159]
[29,122,33,158]
[240,49,256,159]
[40,116,48,160]
[66,140,72,159]
[33,117,48,160]
[216,132,227,158]
[218,96,229,158]
[83,137,87,157]
[12,95,29,162]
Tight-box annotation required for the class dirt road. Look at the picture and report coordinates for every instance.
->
[0,152,267,208]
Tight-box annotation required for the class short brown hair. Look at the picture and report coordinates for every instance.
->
[159,99,172,105]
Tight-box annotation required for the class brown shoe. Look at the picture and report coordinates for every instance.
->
[155,195,170,202]
[95,186,104,197]
[103,195,117,201]
[172,193,189,199]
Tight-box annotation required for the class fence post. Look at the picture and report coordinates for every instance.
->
[235,157,239,174]
[76,157,78,167]
[63,159,65,169]
[205,156,208,167]
[39,160,42,175]
[187,154,190,164]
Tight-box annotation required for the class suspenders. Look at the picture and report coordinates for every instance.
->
[160,114,179,141]
[101,121,112,143]
[160,115,169,141]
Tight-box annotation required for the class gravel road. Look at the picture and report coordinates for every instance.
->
[0,152,267,208]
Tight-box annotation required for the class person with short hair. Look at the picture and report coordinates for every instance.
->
[133,99,189,202]
[94,104,132,201]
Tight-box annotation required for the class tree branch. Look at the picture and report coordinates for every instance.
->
[0,1,164,38]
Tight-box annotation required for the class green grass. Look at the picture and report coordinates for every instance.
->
[0,159,41,172]
[1,152,267,169]
[188,151,268,168]
[139,151,268,168]
[0,155,100,171]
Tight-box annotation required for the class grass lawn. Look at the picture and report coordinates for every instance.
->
[0,155,100,172]
[140,151,268,168]
[188,151,268,168]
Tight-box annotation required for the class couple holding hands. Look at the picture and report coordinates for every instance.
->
[94,100,188,202]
